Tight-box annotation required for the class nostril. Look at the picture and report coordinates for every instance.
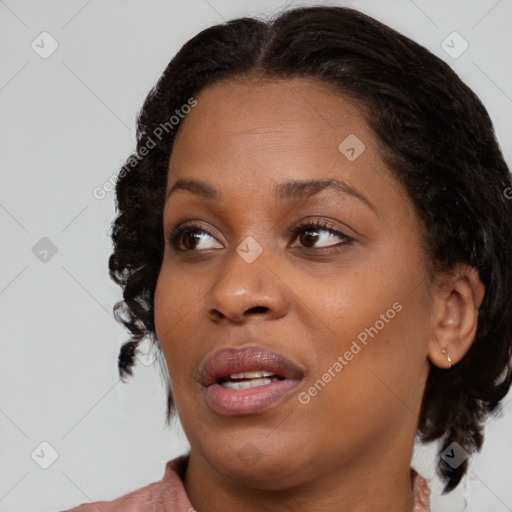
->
[247,306,268,314]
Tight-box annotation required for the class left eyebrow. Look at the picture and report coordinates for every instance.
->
[277,178,375,211]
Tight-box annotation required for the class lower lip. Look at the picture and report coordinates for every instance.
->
[204,379,302,416]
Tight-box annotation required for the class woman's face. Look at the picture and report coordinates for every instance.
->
[154,78,434,487]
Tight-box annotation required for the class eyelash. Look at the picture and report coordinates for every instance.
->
[166,219,354,253]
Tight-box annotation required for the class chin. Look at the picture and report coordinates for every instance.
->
[199,436,310,488]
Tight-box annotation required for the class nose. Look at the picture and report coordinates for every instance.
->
[204,249,289,325]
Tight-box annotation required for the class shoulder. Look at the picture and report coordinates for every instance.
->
[411,468,431,512]
[63,480,159,512]
[62,455,190,512]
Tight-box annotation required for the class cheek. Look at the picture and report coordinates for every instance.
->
[305,242,431,400]
[298,303,428,457]
[153,265,205,375]
[154,269,208,423]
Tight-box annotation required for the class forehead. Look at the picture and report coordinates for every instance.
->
[174,78,369,147]
[168,78,384,194]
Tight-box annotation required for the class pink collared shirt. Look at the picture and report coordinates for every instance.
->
[63,455,431,511]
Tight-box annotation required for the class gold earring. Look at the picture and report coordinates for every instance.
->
[441,348,452,369]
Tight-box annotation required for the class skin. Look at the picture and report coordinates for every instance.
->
[153,77,484,512]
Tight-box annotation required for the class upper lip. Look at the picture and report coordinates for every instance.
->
[200,346,304,386]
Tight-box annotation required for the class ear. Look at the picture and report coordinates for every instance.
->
[427,265,485,369]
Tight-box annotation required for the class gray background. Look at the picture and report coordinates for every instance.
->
[1,1,511,511]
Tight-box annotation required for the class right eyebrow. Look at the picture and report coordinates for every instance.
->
[166,179,218,202]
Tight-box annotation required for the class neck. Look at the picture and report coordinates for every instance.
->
[183,445,416,512]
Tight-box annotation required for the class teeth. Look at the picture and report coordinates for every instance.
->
[221,377,276,390]
[217,371,283,388]
[229,370,273,380]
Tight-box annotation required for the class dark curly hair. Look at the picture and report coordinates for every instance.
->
[108,5,512,493]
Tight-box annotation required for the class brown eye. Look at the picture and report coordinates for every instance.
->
[167,223,222,251]
[298,229,320,248]
[289,220,353,249]
[180,229,203,250]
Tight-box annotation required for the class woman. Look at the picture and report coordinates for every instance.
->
[64,5,512,511]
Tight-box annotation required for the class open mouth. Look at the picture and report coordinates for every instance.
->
[200,346,304,416]
[217,370,286,390]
